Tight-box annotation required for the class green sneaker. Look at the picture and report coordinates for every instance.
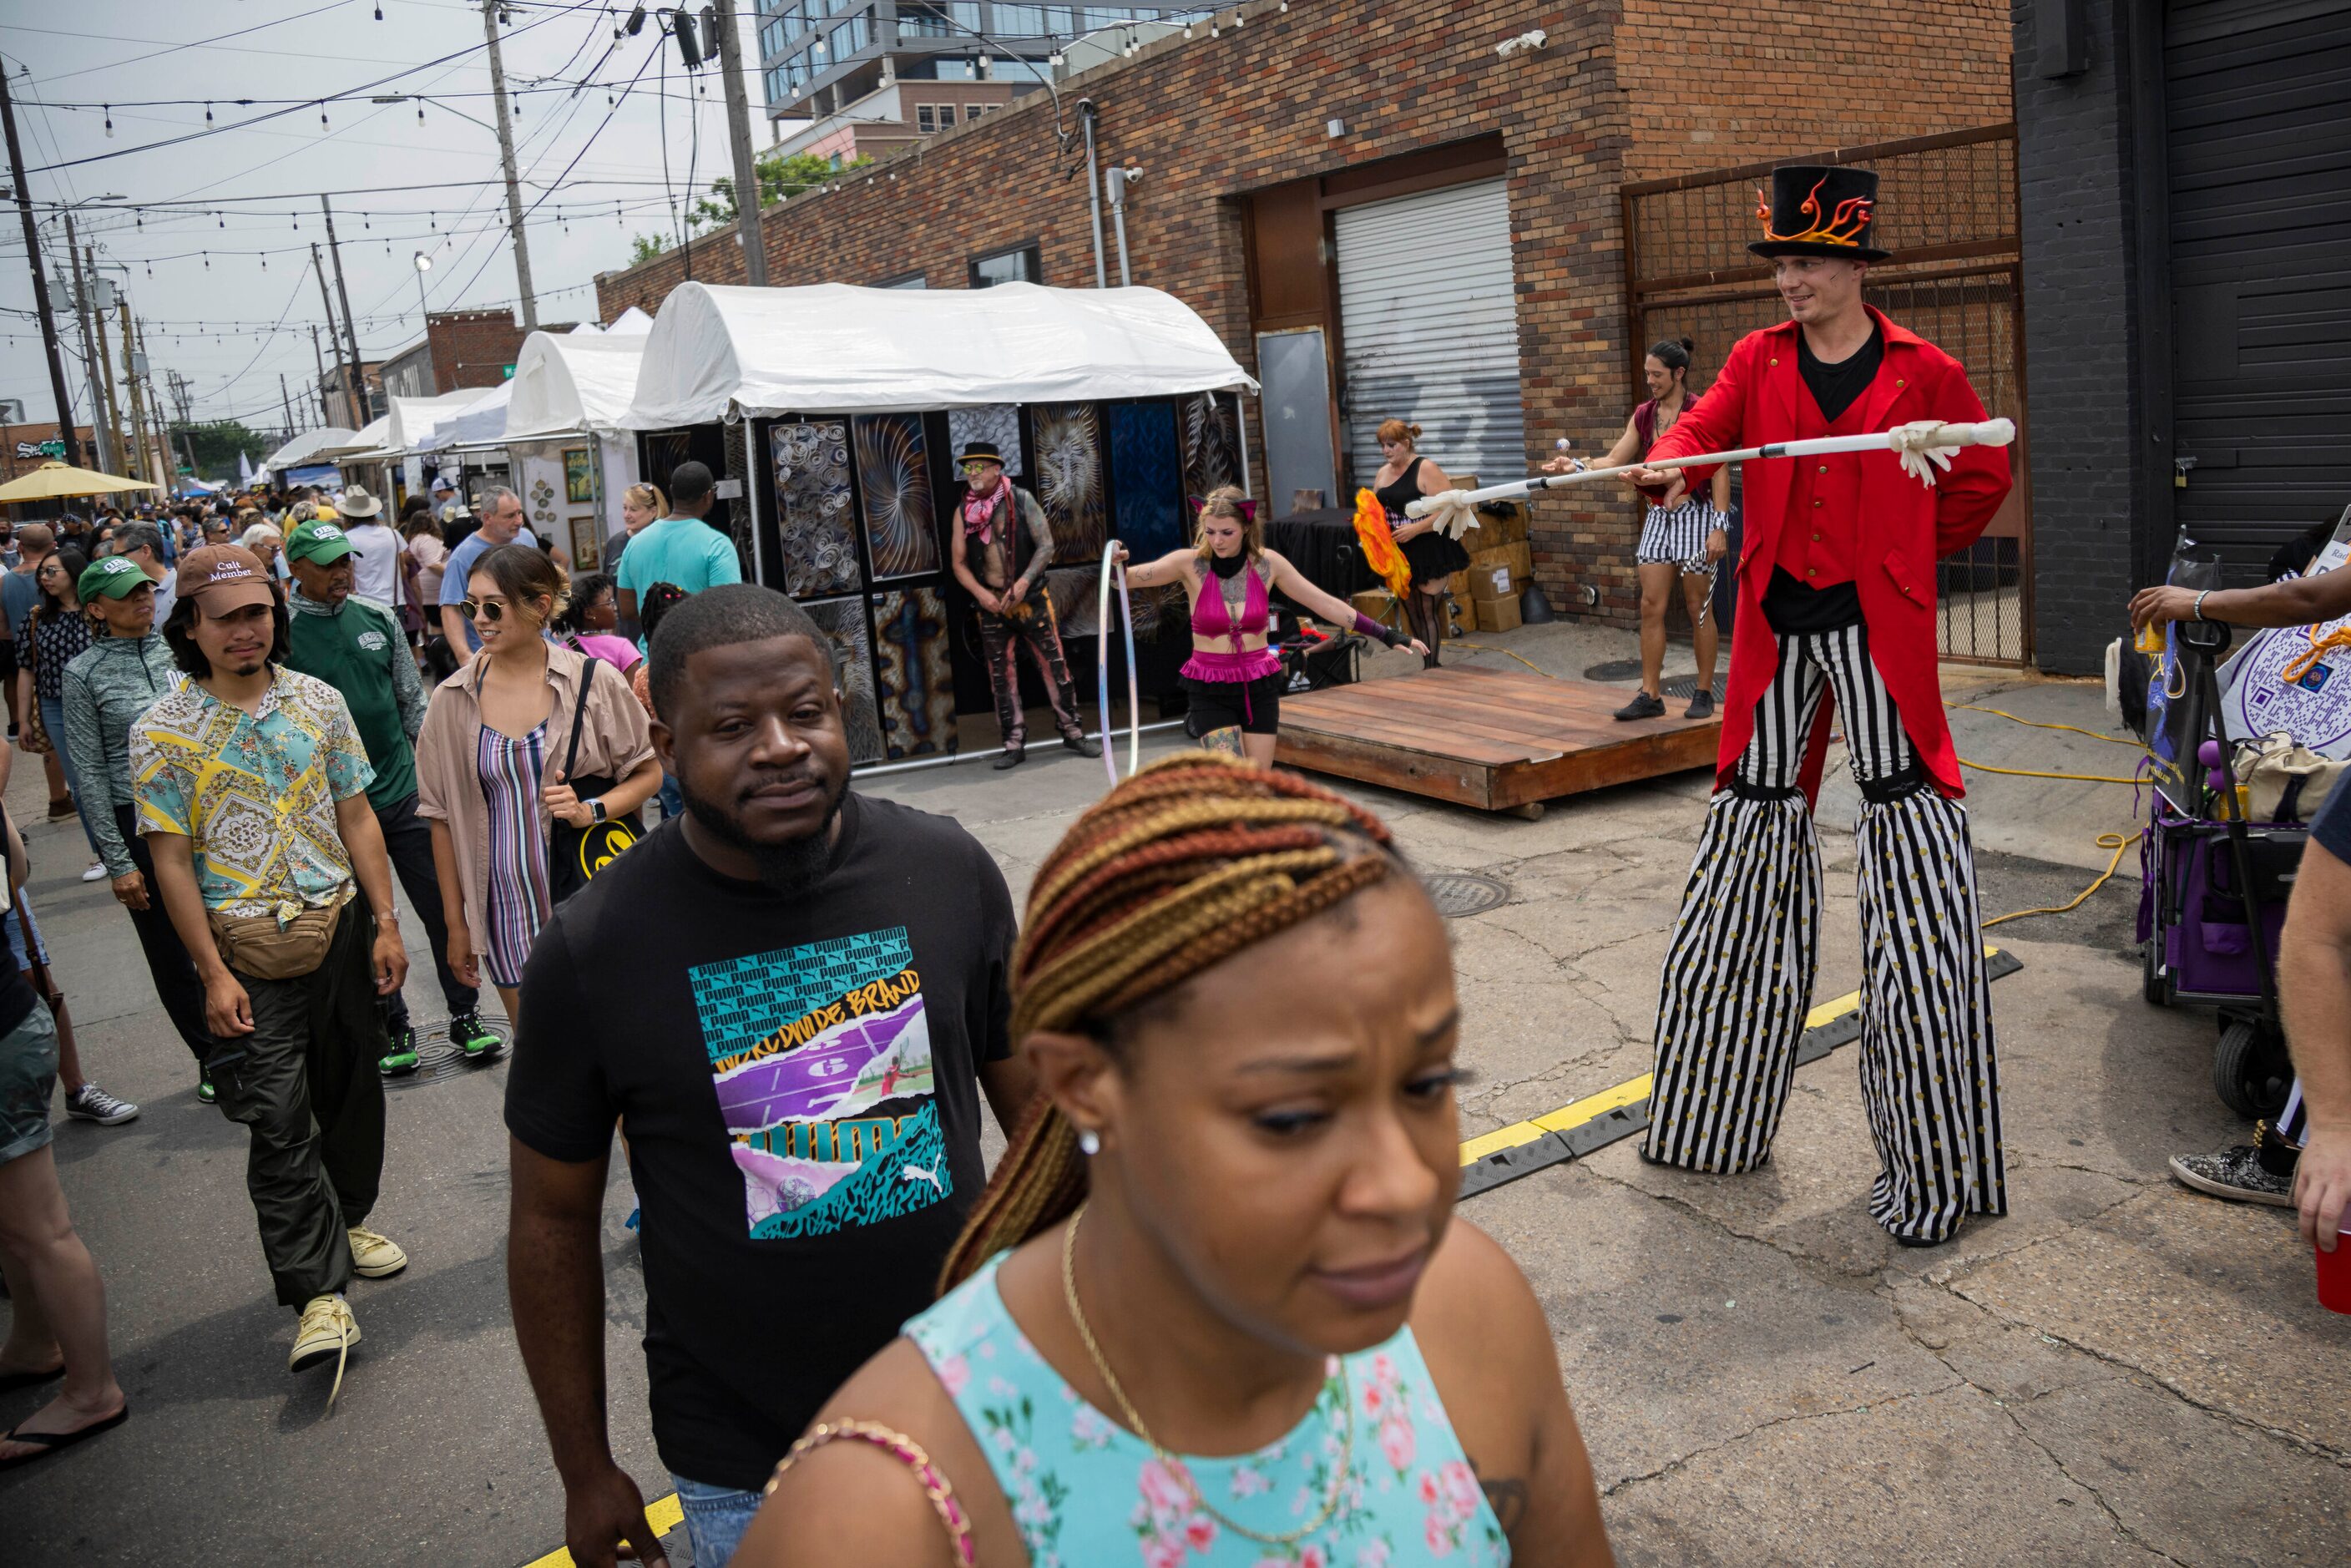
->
[377,1026,420,1078]
[197,1071,217,1105]
[449,1009,502,1060]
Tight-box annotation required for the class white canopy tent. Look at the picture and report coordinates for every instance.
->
[604,306,653,336]
[387,392,488,453]
[436,382,514,449]
[260,425,358,473]
[621,281,1256,428]
[487,329,660,570]
[316,413,392,462]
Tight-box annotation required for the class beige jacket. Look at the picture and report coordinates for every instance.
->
[414,640,655,954]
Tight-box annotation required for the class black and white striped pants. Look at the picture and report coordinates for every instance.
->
[1645,622,2007,1242]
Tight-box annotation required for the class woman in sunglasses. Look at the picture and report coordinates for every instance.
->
[412,545,659,1030]
[1115,488,1426,766]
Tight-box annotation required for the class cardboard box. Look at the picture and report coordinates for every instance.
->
[1479,500,1531,546]
[1479,591,1524,633]
[1472,540,1534,583]
[1447,569,1470,604]
[1469,563,1516,602]
[1350,589,1402,632]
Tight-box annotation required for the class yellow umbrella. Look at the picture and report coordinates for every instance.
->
[0,459,163,504]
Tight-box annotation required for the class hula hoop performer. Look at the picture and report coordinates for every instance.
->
[1114,488,1424,765]
[1636,166,2015,1247]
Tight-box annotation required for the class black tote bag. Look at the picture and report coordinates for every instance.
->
[548,657,644,903]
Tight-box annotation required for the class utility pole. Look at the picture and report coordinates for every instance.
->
[311,324,333,425]
[280,372,296,438]
[711,0,769,286]
[321,196,369,419]
[483,0,539,328]
[58,222,110,473]
[0,62,83,466]
[138,319,171,485]
[120,305,155,486]
[86,250,129,473]
[311,244,361,428]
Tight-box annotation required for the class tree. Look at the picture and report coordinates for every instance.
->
[168,420,273,480]
[687,151,872,230]
[629,231,670,266]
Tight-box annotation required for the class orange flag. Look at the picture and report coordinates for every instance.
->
[1352,488,1413,601]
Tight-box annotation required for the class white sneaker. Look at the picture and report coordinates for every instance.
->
[81,862,108,883]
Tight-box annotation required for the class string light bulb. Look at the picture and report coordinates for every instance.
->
[104,105,114,136]
[374,3,383,17]
[320,105,330,129]
[205,103,215,123]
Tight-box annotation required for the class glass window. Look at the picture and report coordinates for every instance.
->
[968,243,1040,288]
[878,271,928,289]
[938,103,958,127]
[988,57,1054,82]
[917,104,938,132]
[991,4,1064,38]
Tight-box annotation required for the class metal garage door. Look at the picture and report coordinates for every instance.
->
[2166,0,2351,578]
[1333,177,1526,489]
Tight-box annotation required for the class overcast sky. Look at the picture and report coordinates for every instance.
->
[2,0,755,438]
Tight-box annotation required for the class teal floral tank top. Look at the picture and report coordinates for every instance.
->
[905,1252,1510,1566]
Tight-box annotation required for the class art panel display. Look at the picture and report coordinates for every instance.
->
[947,403,1023,475]
[852,414,940,580]
[1181,391,1243,501]
[871,586,958,761]
[802,597,886,766]
[1029,402,1108,563]
[771,422,862,601]
[642,431,694,491]
[1109,401,1185,561]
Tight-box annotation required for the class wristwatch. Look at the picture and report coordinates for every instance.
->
[589,798,608,825]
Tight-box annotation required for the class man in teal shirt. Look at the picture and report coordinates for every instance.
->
[614,461,741,638]
[284,520,501,1074]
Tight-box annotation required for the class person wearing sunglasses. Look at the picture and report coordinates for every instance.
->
[413,545,659,1034]
[947,441,1100,771]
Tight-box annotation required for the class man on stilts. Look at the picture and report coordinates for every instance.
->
[1636,166,2014,1246]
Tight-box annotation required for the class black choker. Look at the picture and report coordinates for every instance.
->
[1210,552,1246,579]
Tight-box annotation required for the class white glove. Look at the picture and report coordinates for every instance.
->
[1888,420,1959,488]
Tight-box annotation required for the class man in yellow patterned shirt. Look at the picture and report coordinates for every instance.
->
[130,544,411,1391]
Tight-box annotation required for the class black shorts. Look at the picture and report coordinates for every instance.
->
[0,641,16,683]
[1183,672,1284,737]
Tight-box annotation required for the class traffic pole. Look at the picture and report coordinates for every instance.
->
[0,62,83,466]
[711,0,769,287]
[483,0,539,329]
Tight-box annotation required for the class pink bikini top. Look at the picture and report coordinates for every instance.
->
[1192,556,1271,646]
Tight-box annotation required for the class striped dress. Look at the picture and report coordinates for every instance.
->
[476,721,552,989]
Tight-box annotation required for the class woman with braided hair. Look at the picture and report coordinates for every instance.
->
[741,755,1611,1567]
[1115,487,1428,765]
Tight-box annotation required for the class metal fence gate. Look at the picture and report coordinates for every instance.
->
[1623,125,2030,665]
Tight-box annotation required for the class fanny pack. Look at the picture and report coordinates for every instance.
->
[207,899,343,980]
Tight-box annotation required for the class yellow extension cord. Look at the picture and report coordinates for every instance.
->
[1441,647,2146,928]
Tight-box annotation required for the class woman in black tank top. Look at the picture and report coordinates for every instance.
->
[1372,418,1470,667]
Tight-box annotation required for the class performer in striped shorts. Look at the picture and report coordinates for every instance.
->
[1631,165,2015,1246]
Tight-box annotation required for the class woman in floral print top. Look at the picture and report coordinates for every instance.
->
[738,760,1612,1566]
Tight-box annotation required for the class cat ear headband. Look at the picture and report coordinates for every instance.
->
[1187,495,1258,523]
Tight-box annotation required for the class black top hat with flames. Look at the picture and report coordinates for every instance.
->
[1749,164,1890,262]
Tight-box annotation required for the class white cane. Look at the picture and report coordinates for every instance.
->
[1404,419,2017,518]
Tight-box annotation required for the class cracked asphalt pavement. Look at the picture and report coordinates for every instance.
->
[5,620,2343,1565]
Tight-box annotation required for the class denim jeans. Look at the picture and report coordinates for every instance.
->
[38,695,104,859]
[670,1474,764,1568]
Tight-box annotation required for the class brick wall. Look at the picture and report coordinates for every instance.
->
[599,0,2011,625]
[2011,0,2144,675]
[427,309,539,392]
[1620,0,2014,180]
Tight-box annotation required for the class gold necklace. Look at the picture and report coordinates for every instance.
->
[1059,1206,1355,1547]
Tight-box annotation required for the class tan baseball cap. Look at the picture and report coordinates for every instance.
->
[178,544,277,614]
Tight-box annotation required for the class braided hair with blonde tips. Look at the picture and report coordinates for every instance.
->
[937,754,1403,1295]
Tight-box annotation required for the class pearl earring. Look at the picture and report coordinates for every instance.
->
[1078,1130,1101,1156]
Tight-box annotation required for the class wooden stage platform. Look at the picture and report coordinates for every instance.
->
[1274,666,1722,817]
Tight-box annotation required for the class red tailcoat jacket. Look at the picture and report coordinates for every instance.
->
[1646,307,2013,802]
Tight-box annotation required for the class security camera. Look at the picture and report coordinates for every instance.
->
[1496,28,1549,58]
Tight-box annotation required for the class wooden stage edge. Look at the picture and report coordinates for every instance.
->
[1273,666,1720,817]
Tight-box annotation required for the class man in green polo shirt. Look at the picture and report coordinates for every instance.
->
[284,519,501,1074]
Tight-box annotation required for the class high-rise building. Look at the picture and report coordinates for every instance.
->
[756,3,1191,166]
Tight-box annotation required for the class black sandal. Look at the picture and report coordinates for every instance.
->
[0,1404,130,1472]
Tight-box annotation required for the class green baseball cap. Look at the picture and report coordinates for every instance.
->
[285,518,355,565]
[78,555,152,602]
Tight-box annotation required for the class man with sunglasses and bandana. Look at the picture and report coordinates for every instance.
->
[948,442,1100,771]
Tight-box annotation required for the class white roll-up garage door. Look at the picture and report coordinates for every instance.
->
[1333,176,1525,488]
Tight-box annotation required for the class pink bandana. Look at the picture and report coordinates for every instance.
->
[961,473,1010,544]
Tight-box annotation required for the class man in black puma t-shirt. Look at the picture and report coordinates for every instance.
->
[506,585,1035,1568]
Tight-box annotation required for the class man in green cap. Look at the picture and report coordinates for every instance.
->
[284,518,501,1073]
